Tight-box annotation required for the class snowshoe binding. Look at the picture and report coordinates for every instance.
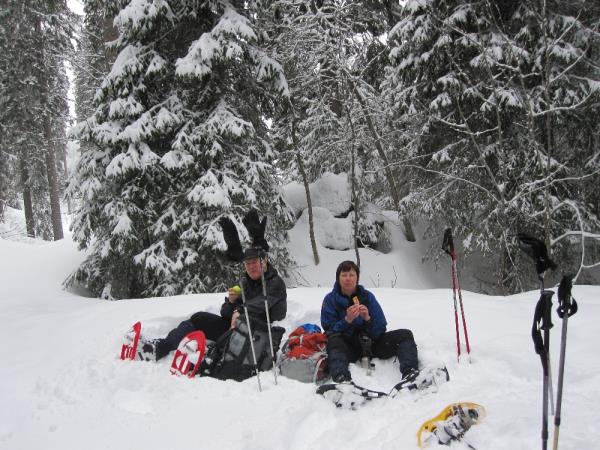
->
[317,382,387,410]
[137,336,160,361]
[170,330,207,378]
[417,402,485,448]
[390,366,450,397]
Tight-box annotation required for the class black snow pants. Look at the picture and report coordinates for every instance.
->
[155,312,229,360]
[327,329,418,381]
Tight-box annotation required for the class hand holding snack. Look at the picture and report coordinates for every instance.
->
[228,285,241,303]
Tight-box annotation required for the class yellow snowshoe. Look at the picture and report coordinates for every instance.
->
[417,402,485,447]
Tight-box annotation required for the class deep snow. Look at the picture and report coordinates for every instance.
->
[1,215,599,450]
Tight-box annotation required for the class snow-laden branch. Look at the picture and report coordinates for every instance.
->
[553,230,600,241]
[551,199,600,281]
[398,164,499,202]
[530,91,596,117]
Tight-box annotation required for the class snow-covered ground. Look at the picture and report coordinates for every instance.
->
[1,214,599,450]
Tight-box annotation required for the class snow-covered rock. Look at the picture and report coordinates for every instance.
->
[282,172,351,217]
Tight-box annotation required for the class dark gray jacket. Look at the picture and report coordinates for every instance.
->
[220,265,287,323]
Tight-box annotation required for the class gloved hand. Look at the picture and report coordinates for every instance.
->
[242,209,269,251]
[219,217,243,262]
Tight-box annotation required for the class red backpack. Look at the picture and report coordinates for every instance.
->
[278,324,328,383]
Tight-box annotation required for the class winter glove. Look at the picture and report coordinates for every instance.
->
[219,217,244,262]
[517,233,557,274]
[242,209,269,251]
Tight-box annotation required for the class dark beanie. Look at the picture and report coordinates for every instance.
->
[242,247,265,261]
[335,260,360,283]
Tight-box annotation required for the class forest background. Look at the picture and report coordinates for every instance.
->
[1,0,599,299]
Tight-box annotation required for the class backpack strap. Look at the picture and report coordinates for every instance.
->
[312,353,328,384]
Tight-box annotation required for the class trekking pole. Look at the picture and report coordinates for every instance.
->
[239,268,262,392]
[532,289,554,450]
[453,257,471,359]
[451,262,461,362]
[258,249,278,385]
[538,272,556,417]
[442,228,471,362]
[552,275,578,450]
[518,233,557,450]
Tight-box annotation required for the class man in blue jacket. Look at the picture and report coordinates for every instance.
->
[321,260,419,384]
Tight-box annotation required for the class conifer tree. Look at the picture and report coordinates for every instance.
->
[265,0,414,257]
[69,1,292,298]
[0,0,73,239]
[384,0,600,291]
[72,0,120,123]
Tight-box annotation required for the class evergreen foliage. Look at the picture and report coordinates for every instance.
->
[69,0,292,299]
[265,0,412,249]
[384,0,600,292]
[0,0,73,239]
[2,0,598,295]
[72,0,121,123]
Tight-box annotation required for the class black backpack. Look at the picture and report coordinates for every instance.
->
[201,315,285,381]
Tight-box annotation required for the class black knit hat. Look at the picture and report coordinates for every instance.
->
[242,247,265,261]
[335,260,360,283]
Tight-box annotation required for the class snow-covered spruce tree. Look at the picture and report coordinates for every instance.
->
[69,0,292,299]
[266,1,356,178]
[67,1,119,216]
[72,1,120,123]
[264,0,352,265]
[0,7,11,222]
[518,0,600,284]
[0,0,73,239]
[384,0,600,292]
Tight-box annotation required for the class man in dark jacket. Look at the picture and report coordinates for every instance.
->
[139,247,287,361]
[321,260,419,384]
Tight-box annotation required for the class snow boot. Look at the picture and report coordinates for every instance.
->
[390,366,450,397]
[137,336,159,361]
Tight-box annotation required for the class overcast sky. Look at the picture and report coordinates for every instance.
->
[68,0,83,15]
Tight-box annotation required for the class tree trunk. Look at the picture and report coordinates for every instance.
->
[63,143,72,214]
[346,105,361,267]
[351,145,361,268]
[291,115,320,265]
[21,162,35,238]
[499,244,511,295]
[44,121,64,240]
[350,81,416,242]
[34,13,63,241]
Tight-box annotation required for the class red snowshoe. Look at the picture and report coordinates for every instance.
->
[170,331,207,378]
[120,321,142,360]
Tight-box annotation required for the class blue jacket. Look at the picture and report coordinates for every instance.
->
[320,282,387,340]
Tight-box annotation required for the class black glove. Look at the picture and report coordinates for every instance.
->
[242,209,269,251]
[219,217,243,262]
[517,233,557,274]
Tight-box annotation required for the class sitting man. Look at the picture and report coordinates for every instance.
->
[320,260,420,385]
[139,247,287,361]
